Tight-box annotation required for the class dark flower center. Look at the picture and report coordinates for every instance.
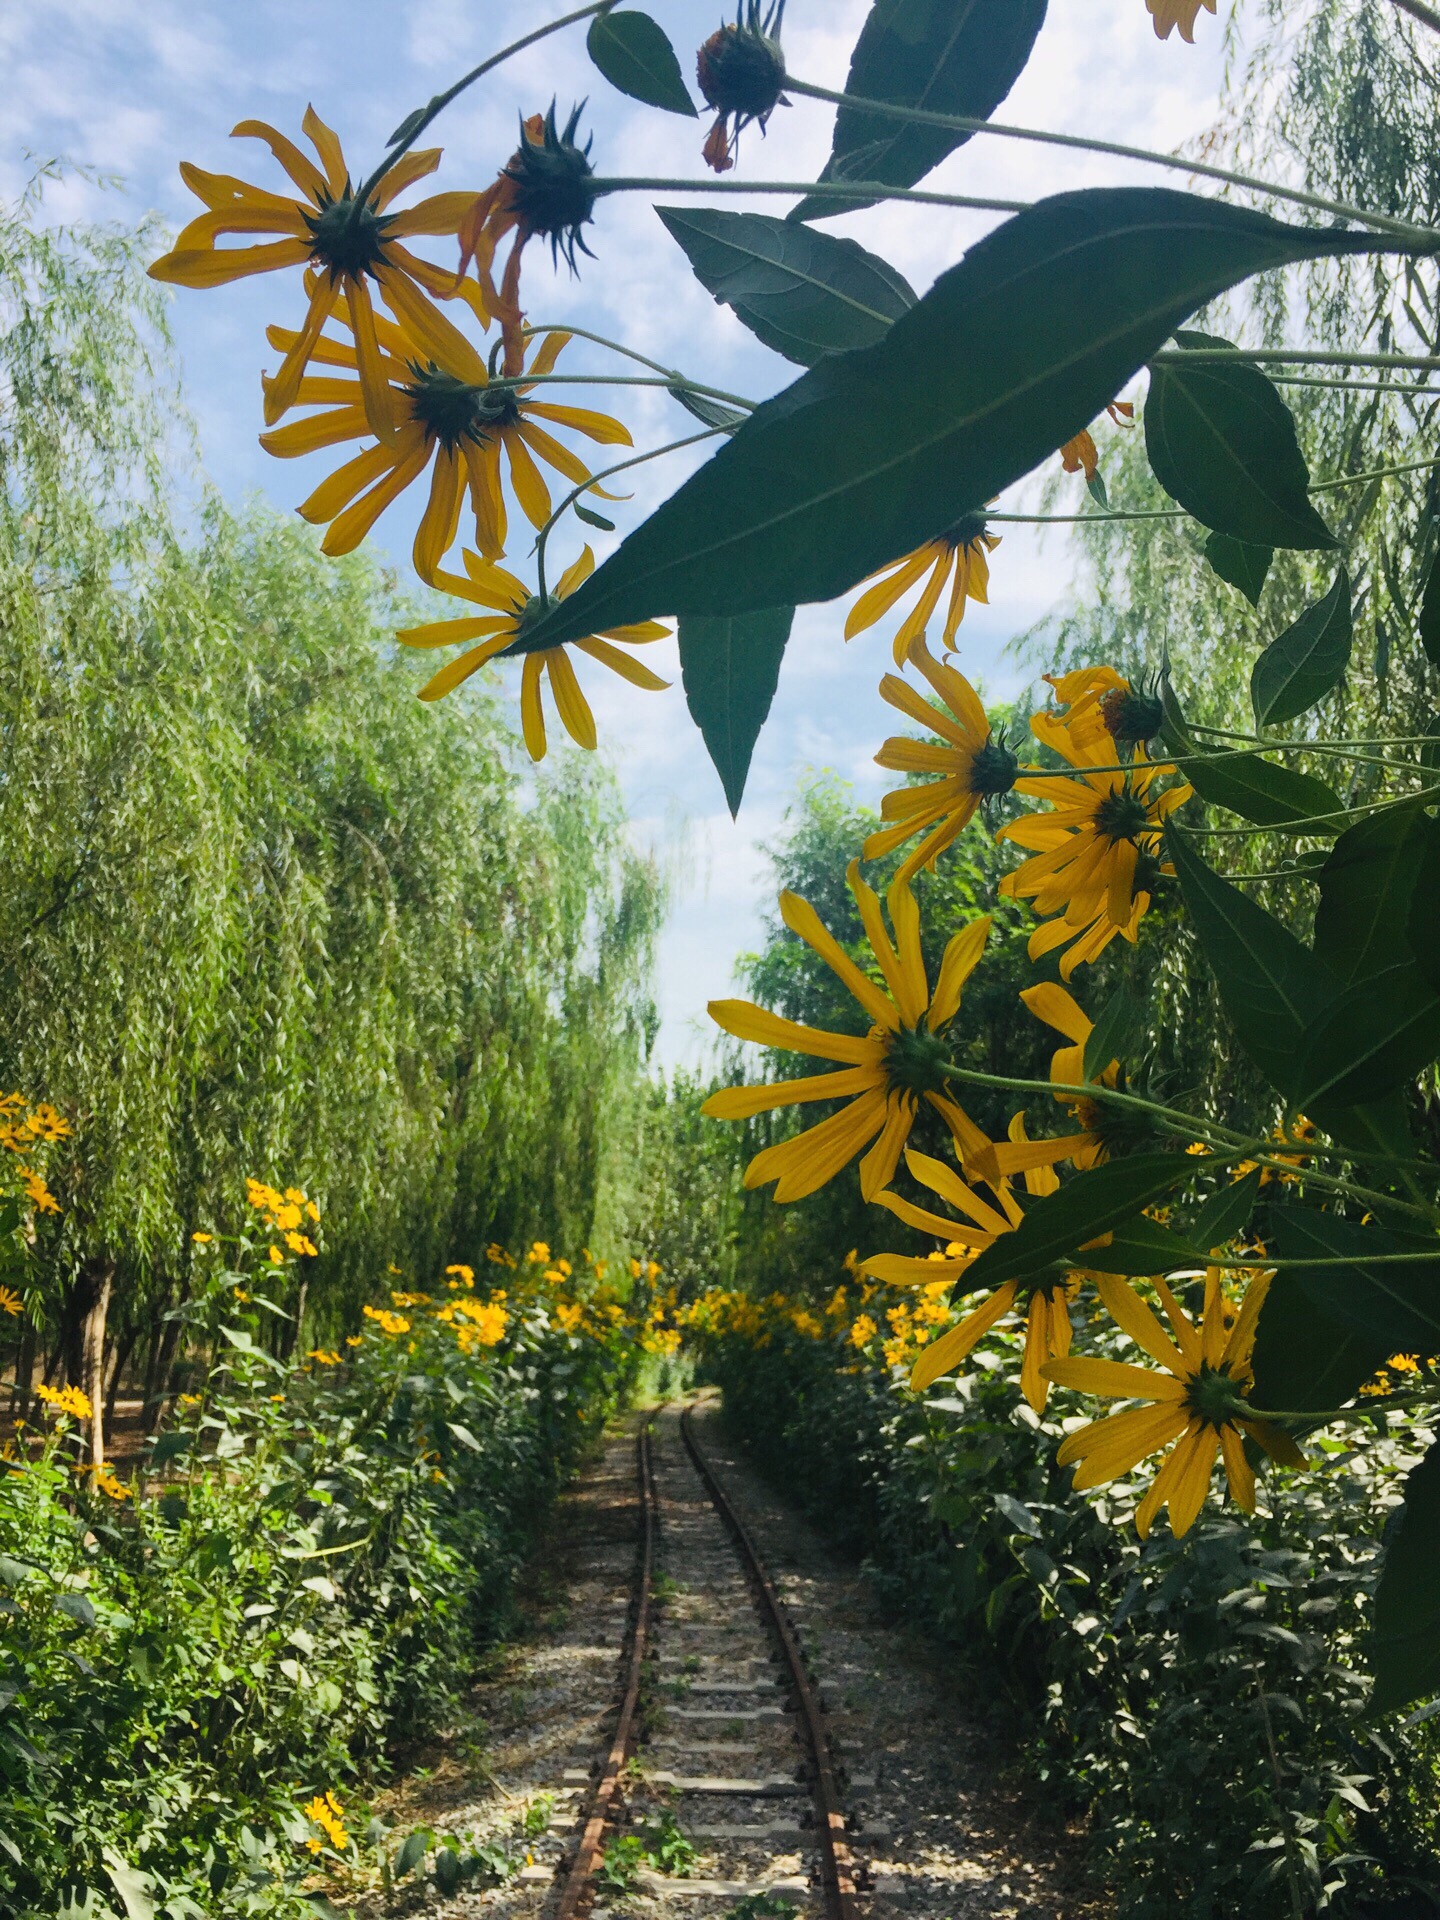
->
[943,509,990,553]
[506,103,598,267]
[405,365,519,447]
[1073,1078,1152,1159]
[1186,1360,1244,1430]
[1101,685,1165,748]
[304,192,395,281]
[1092,787,1152,844]
[882,1024,950,1100]
[697,7,788,119]
[967,738,1019,799]
[1134,849,1165,896]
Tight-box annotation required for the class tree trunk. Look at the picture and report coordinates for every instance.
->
[77,1257,113,1467]
[104,1316,137,1448]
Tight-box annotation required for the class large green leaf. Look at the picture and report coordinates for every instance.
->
[793,0,1048,221]
[1291,963,1440,1110]
[515,190,1381,654]
[1419,557,1440,667]
[1167,827,1340,1095]
[679,607,794,815]
[1250,568,1353,727]
[657,208,915,366]
[1266,1204,1440,1355]
[1190,1166,1263,1248]
[1204,531,1272,606]
[1185,749,1343,828]
[1249,1271,1389,1416]
[960,1153,1208,1293]
[1086,1213,1208,1276]
[1144,331,1337,551]
[1371,1437,1440,1713]
[1315,803,1428,986]
[1406,812,1440,997]
[587,11,696,115]
[1313,1092,1418,1168]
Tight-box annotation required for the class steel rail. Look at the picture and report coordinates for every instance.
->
[552,1413,658,1920]
[680,1405,861,1920]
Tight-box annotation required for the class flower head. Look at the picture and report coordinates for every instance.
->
[459,106,598,375]
[703,862,994,1201]
[397,548,670,757]
[1039,665,1165,758]
[1146,0,1217,41]
[845,512,1000,665]
[262,316,630,580]
[1045,1269,1302,1537]
[864,647,1018,883]
[862,1123,1073,1410]
[149,110,481,439]
[1058,400,1134,483]
[987,982,1139,1181]
[36,1382,92,1422]
[998,731,1190,979]
[0,1286,23,1317]
[697,1,789,173]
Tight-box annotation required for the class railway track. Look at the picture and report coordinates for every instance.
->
[549,1401,873,1920]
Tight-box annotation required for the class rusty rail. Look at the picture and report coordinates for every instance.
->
[552,1414,658,1920]
[680,1405,861,1920]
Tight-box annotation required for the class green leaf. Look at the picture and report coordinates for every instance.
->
[1315,804,1428,986]
[679,607,794,815]
[1249,1271,1388,1417]
[657,208,915,366]
[1419,557,1440,666]
[396,1831,430,1880]
[1406,812,1440,998]
[1184,749,1342,828]
[1312,1092,1417,1167]
[1082,983,1147,1083]
[103,1852,157,1920]
[446,1420,483,1452]
[1205,531,1272,606]
[56,1592,96,1628]
[1189,1166,1263,1249]
[1166,826,1340,1095]
[960,1153,1208,1294]
[435,1846,463,1895]
[574,502,616,532]
[1250,568,1353,727]
[515,190,1380,654]
[1144,331,1337,551]
[1085,1213,1207,1276]
[1291,963,1440,1110]
[1266,1204,1440,1355]
[794,0,1048,220]
[586,11,696,115]
[670,387,747,435]
[1371,1437,1440,1713]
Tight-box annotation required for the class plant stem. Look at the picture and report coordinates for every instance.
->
[523,322,683,381]
[937,1059,1246,1150]
[784,76,1433,243]
[531,426,725,609]
[1272,373,1440,396]
[590,176,1031,214]
[994,453,1440,526]
[490,371,758,409]
[1183,782,1440,835]
[1152,346,1440,370]
[1390,0,1440,33]
[357,2,618,204]
[1241,1389,1434,1422]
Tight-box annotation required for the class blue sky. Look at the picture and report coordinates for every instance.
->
[2,0,1226,1064]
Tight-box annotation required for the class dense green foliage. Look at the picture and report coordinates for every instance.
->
[0,184,663,1418]
[1,1234,641,1919]
[701,1303,1440,1918]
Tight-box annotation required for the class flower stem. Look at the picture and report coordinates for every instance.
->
[783,75,1433,243]
[530,426,725,614]
[490,370,758,409]
[937,1059,1246,1150]
[523,322,684,381]
[1152,345,1440,371]
[994,453,1440,525]
[1239,1389,1434,1423]
[357,1,619,204]
[590,176,1031,214]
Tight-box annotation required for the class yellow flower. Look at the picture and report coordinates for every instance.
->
[191,1231,214,1245]
[1044,1270,1302,1538]
[864,647,1018,883]
[308,1349,343,1365]
[234,1288,251,1303]
[303,1791,350,1852]
[247,1177,284,1212]
[1147,0,1216,41]
[629,1258,643,1281]
[998,733,1190,980]
[178,1392,203,1409]
[149,110,480,440]
[845,512,1000,665]
[285,1230,318,1257]
[363,1305,411,1336]
[849,1314,878,1349]
[1038,666,1165,759]
[0,1286,23,1317]
[529,1242,551,1264]
[703,863,993,1202]
[988,982,1124,1181]
[268,1245,284,1265]
[21,1171,59,1215]
[447,1264,476,1285]
[862,1124,1073,1411]
[1058,401,1134,482]
[345,1334,364,1348]
[36,1382,92,1421]
[262,321,630,582]
[22,1104,71,1142]
[398,548,670,753]
[92,1467,131,1502]
[556,1301,584,1334]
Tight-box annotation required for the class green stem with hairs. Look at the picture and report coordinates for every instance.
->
[489,370,758,409]
[1183,782,1440,836]
[1152,346,1440,371]
[590,175,1030,214]
[995,454,1440,526]
[783,75,1433,243]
